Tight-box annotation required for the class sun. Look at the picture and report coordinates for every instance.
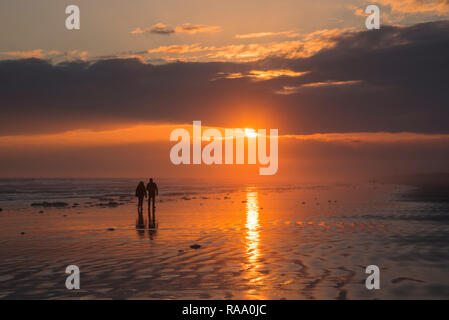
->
[245,128,258,138]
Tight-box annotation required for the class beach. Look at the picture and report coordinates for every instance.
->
[0,179,448,299]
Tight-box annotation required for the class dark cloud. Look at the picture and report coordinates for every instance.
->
[148,23,175,35]
[130,23,221,35]
[1,20,448,135]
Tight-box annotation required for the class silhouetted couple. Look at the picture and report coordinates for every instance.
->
[135,178,159,209]
[136,179,159,228]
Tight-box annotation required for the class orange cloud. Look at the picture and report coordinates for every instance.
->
[379,0,449,14]
[63,50,89,61]
[130,27,145,35]
[301,80,362,88]
[130,22,174,35]
[283,132,449,144]
[277,80,362,94]
[213,28,349,61]
[205,42,306,61]
[137,27,349,62]
[175,23,221,34]
[0,49,88,62]
[146,44,207,54]
[216,69,308,81]
[3,124,448,148]
[1,49,61,59]
[130,22,221,35]
[0,124,188,147]
[235,31,299,39]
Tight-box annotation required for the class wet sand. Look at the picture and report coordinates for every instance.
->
[0,183,448,299]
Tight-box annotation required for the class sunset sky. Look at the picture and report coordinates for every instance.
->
[0,0,448,181]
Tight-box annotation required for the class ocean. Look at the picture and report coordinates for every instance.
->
[0,179,448,299]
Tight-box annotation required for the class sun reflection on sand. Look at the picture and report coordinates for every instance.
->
[245,187,265,298]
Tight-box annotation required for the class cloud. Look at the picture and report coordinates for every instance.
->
[1,20,448,137]
[130,22,221,35]
[0,49,61,59]
[215,69,308,81]
[63,50,89,61]
[145,44,207,54]
[175,23,221,34]
[130,22,175,35]
[136,28,347,63]
[284,132,449,143]
[235,31,299,39]
[0,49,89,63]
[379,0,449,14]
[277,80,362,94]
[129,27,145,35]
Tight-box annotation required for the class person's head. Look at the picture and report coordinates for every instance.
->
[139,181,144,187]
[149,178,153,183]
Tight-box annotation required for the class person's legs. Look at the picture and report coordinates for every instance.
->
[137,205,144,226]
[149,196,156,227]
[147,197,152,227]
[138,196,143,207]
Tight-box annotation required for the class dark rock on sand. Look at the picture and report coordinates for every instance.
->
[190,244,201,249]
[39,210,44,214]
[0,208,2,211]
[391,277,424,284]
[107,228,115,231]
[20,232,25,235]
[31,202,69,207]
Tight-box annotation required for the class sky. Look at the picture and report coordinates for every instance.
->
[0,0,448,181]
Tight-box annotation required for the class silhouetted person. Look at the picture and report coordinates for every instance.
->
[135,181,147,209]
[146,178,158,210]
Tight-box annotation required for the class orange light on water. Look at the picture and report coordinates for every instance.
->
[245,188,265,298]
[245,188,260,268]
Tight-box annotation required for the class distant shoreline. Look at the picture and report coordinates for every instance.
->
[382,173,449,203]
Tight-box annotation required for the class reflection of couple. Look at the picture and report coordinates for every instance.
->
[135,178,159,209]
